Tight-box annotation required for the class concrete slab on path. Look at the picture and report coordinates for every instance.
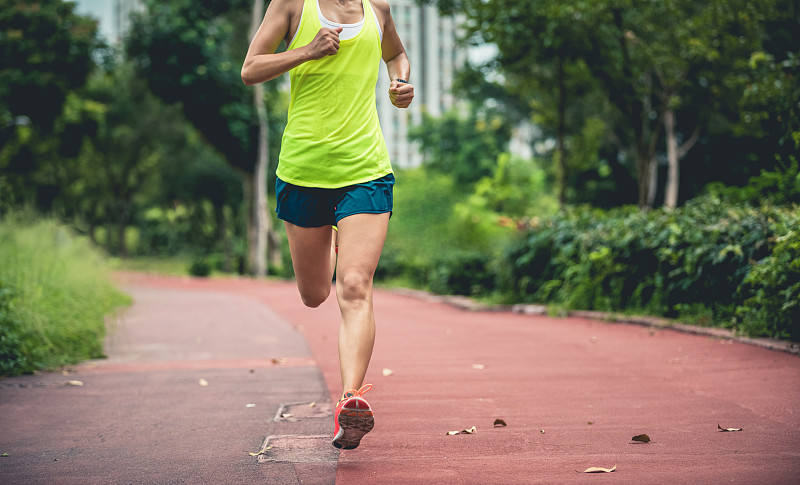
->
[0,282,337,485]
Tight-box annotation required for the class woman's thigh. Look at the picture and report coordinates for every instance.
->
[284,222,335,306]
[335,213,390,298]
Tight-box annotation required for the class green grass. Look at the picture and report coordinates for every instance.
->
[112,255,195,276]
[0,213,131,375]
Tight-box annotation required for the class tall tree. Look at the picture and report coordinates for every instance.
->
[249,0,269,277]
[430,0,784,208]
[126,0,281,274]
[0,0,98,208]
[78,64,188,257]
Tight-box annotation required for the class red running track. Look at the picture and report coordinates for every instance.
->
[124,274,800,484]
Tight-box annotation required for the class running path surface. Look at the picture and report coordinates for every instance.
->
[0,277,337,485]
[2,273,800,484]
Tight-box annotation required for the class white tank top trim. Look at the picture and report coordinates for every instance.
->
[288,0,383,47]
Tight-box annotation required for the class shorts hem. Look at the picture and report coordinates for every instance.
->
[276,213,333,228]
[335,209,393,225]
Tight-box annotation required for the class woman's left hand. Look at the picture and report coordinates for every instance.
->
[388,80,414,109]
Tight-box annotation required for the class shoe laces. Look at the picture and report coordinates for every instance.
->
[339,383,372,403]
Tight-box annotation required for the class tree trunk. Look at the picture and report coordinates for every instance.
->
[556,57,567,207]
[646,157,658,207]
[635,149,651,208]
[217,204,232,273]
[242,172,254,275]
[268,228,282,268]
[117,204,128,258]
[664,108,679,209]
[250,0,269,278]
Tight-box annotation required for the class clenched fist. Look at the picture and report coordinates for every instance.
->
[388,80,414,109]
[306,27,343,60]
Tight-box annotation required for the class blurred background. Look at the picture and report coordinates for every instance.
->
[1,0,798,375]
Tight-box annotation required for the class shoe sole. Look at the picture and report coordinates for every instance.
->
[332,407,374,450]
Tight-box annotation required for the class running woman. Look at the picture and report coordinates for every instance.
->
[241,0,413,449]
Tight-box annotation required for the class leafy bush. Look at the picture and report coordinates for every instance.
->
[0,213,130,375]
[428,251,495,296]
[500,197,799,339]
[188,258,211,277]
[736,210,800,339]
[0,283,29,375]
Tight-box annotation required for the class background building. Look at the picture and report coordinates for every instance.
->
[376,2,467,168]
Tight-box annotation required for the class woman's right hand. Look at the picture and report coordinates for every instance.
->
[305,28,343,60]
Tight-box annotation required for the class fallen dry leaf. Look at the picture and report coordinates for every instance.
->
[447,426,477,435]
[248,446,272,457]
[493,419,507,427]
[631,434,651,443]
[198,378,209,387]
[309,402,316,408]
[446,430,460,436]
[581,465,617,473]
[281,413,293,419]
[587,421,594,425]
[382,368,394,377]
[718,424,743,432]
[65,380,84,387]
[540,429,546,434]
[271,358,288,366]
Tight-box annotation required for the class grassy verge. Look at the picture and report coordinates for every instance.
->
[112,255,195,276]
[0,213,131,376]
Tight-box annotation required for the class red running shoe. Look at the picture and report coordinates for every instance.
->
[332,384,374,450]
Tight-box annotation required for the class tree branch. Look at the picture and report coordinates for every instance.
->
[676,125,700,159]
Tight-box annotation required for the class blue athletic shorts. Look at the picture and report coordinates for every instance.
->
[275,173,395,228]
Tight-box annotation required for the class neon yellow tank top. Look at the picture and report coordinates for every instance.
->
[277,0,391,188]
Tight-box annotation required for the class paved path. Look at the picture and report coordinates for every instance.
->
[2,273,799,484]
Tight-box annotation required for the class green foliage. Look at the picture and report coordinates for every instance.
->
[471,153,559,218]
[500,197,799,339]
[0,213,130,375]
[0,283,28,375]
[428,250,495,296]
[126,0,264,174]
[408,108,511,185]
[379,168,463,284]
[706,156,800,206]
[430,0,798,208]
[0,0,98,130]
[0,0,100,209]
[188,259,212,277]
[736,211,800,339]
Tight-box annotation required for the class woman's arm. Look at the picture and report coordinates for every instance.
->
[372,0,414,108]
[241,0,343,86]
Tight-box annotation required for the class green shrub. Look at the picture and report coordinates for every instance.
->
[0,213,130,375]
[500,197,798,339]
[0,283,29,375]
[428,250,495,296]
[188,258,211,277]
[736,209,800,339]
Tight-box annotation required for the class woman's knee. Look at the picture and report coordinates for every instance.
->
[298,285,331,308]
[337,271,372,303]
